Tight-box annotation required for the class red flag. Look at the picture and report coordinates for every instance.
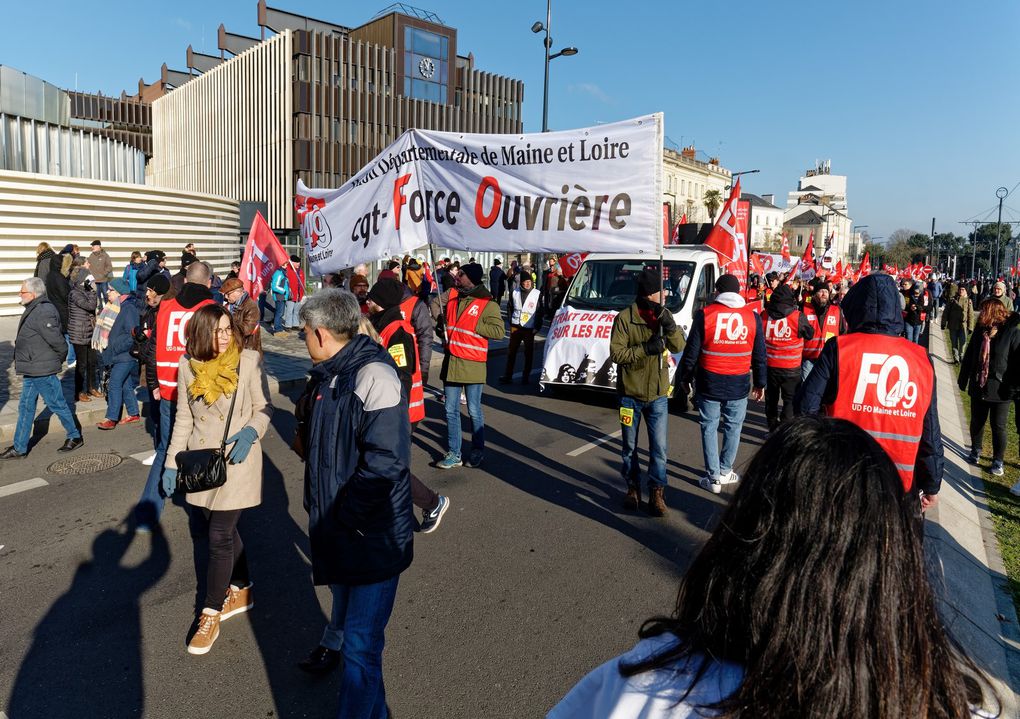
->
[241,211,291,299]
[680,212,688,225]
[558,252,589,278]
[781,232,791,262]
[798,232,815,277]
[423,261,435,288]
[860,252,871,277]
[670,222,680,244]
[704,179,748,289]
[750,253,766,276]
[832,260,844,284]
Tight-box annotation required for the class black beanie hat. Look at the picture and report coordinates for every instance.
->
[635,267,661,297]
[715,274,741,295]
[368,278,404,309]
[146,274,171,295]
[461,262,484,285]
[145,250,166,262]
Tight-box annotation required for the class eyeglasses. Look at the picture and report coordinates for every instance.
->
[214,328,233,336]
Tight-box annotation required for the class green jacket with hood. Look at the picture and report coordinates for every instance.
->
[433,283,506,384]
[609,302,684,402]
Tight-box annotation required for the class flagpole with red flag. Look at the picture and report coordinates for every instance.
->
[241,211,292,300]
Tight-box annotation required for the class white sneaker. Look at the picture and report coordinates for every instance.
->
[719,470,740,485]
[699,475,722,495]
[142,452,157,466]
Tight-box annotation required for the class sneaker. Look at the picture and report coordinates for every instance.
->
[142,453,157,466]
[699,475,722,495]
[436,452,462,469]
[187,609,221,655]
[967,449,980,465]
[221,583,254,621]
[420,496,450,534]
[119,415,141,425]
[464,449,484,468]
[992,461,1005,477]
[459,394,467,406]
[719,470,740,485]
[96,419,118,430]
[67,361,77,369]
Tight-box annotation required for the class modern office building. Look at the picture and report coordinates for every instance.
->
[149,2,525,236]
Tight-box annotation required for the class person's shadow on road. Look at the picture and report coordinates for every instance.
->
[7,521,170,718]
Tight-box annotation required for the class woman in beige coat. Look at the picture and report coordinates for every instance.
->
[163,304,272,655]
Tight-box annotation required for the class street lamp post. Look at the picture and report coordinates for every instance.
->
[995,187,1009,279]
[532,1,578,133]
[724,168,760,190]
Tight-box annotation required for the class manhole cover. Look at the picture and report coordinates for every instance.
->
[47,453,124,475]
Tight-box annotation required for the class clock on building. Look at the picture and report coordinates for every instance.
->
[418,57,435,79]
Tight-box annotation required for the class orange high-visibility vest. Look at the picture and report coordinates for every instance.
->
[380,317,425,423]
[154,296,213,401]
[828,333,933,491]
[802,305,842,360]
[444,288,490,362]
[699,304,757,375]
[764,310,804,371]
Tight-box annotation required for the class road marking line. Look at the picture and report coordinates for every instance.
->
[0,477,49,498]
[567,430,623,457]
[129,451,155,463]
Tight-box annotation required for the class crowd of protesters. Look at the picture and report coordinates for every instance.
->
[4,240,1012,716]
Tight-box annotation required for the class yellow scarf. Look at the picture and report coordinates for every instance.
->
[188,341,241,405]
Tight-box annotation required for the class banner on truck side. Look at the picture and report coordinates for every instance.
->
[297,114,664,274]
[540,307,679,390]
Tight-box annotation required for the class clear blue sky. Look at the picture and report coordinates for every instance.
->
[5,0,1019,241]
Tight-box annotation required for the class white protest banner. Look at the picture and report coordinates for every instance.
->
[297,114,664,275]
[753,253,795,275]
[540,307,679,391]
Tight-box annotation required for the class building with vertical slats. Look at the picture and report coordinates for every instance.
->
[148,2,525,237]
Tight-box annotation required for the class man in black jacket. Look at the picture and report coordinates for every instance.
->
[1,278,84,459]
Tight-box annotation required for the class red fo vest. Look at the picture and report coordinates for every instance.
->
[154,296,214,402]
[828,333,934,491]
[699,304,757,375]
[398,295,419,326]
[445,288,490,362]
[802,305,842,360]
[380,317,425,424]
[764,310,804,370]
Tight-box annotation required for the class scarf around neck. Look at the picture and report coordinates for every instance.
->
[188,341,241,405]
[92,294,123,351]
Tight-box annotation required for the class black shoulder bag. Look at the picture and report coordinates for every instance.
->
[175,370,241,494]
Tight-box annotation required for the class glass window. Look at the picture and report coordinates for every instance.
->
[410,27,443,58]
[565,260,696,313]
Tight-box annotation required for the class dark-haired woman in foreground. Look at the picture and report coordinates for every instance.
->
[549,416,992,718]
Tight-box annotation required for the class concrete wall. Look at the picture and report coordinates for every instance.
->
[0,170,240,317]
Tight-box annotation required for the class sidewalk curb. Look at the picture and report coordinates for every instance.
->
[929,326,1020,713]
[0,337,544,444]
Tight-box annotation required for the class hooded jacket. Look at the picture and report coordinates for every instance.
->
[680,292,767,400]
[15,296,67,376]
[795,273,944,495]
[765,285,814,375]
[101,294,141,366]
[609,299,684,402]
[300,334,413,586]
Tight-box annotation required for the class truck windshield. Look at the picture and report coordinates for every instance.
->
[565,260,696,312]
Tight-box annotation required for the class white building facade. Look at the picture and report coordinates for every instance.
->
[783,160,854,262]
[743,193,785,252]
[661,147,732,226]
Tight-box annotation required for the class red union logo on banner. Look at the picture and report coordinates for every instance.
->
[559,252,589,277]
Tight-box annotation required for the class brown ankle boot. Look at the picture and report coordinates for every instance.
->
[647,486,667,517]
[623,484,640,510]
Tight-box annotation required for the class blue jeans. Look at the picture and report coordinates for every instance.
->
[444,383,484,457]
[64,334,76,365]
[801,358,815,382]
[273,295,286,332]
[105,361,139,421]
[14,374,81,454]
[284,299,302,328]
[904,323,922,344]
[136,398,175,527]
[325,577,400,719]
[96,281,109,305]
[697,395,748,479]
[619,395,669,488]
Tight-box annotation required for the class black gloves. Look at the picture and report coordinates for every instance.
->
[644,336,665,356]
[659,309,677,334]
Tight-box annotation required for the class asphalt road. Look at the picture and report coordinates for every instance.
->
[0,361,768,719]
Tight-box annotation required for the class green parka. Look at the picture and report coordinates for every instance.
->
[433,283,506,384]
[609,303,684,402]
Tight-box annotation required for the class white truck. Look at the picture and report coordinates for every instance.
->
[539,246,721,392]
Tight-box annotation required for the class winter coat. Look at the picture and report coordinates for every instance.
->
[902,289,931,327]
[123,261,142,292]
[88,249,113,282]
[680,293,768,401]
[941,295,975,333]
[489,265,506,297]
[402,288,434,380]
[795,273,944,496]
[166,349,273,511]
[270,268,290,300]
[34,249,71,331]
[14,297,67,377]
[958,314,1020,402]
[299,334,414,586]
[609,302,684,402]
[507,287,544,331]
[139,302,160,393]
[67,269,98,345]
[228,293,262,354]
[101,295,141,367]
[134,258,163,302]
[432,283,506,384]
